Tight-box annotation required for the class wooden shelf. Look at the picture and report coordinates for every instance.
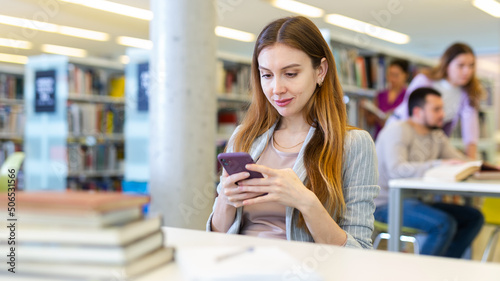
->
[67,134,124,143]
[0,98,23,105]
[0,132,23,141]
[67,169,124,177]
[217,93,251,103]
[342,85,377,98]
[68,94,125,104]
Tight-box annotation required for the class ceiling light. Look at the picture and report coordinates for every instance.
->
[0,14,109,41]
[215,26,255,42]
[41,44,87,58]
[58,26,109,41]
[0,53,28,64]
[473,0,500,17]
[119,55,130,64]
[269,0,324,18]
[116,36,153,50]
[60,0,153,21]
[325,14,410,44]
[0,37,32,49]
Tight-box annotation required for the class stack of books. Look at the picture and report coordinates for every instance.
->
[0,191,173,280]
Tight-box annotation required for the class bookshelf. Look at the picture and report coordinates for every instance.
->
[24,55,125,191]
[0,65,24,170]
[123,50,252,182]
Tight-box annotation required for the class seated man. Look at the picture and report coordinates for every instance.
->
[374,87,484,258]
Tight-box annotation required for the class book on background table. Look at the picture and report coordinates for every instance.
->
[0,216,161,246]
[472,162,500,180]
[423,160,482,182]
[15,247,174,280]
[0,231,163,265]
[0,190,150,212]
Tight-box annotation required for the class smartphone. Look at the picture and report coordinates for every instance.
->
[217,152,264,179]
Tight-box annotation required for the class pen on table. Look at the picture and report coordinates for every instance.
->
[215,246,255,262]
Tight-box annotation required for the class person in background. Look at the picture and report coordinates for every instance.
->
[387,43,483,159]
[363,58,409,139]
[375,87,484,257]
[207,16,380,248]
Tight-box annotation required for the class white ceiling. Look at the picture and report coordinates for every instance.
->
[0,0,499,62]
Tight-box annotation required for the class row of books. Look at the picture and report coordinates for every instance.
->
[67,103,125,136]
[0,191,173,280]
[0,73,23,99]
[68,178,124,191]
[333,48,387,90]
[68,63,125,97]
[0,105,24,135]
[216,60,251,96]
[67,143,124,173]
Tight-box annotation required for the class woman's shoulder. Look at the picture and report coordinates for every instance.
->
[344,129,374,151]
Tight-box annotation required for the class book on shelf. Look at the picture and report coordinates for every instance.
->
[0,104,24,135]
[67,103,125,136]
[217,59,251,96]
[0,73,23,99]
[423,160,482,182]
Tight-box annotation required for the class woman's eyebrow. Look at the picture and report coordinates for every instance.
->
[258,63,301,71]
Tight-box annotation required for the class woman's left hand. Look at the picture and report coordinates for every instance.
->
[236,164,316,210]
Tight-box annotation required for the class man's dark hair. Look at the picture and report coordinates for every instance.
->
[408,87,442,116]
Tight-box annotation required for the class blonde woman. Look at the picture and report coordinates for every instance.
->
[207,16,379,248]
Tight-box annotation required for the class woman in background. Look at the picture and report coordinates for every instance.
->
[207,16,379,248]
[388,43,482,158]
[363,59,409,139]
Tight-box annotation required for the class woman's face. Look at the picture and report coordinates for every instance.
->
[387,65,407,89]
[258,43,326,120]
[446,53,475,86]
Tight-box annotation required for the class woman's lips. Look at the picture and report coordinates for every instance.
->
[275,98,293,107]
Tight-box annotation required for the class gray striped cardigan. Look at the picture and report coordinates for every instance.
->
[206,124,380,248]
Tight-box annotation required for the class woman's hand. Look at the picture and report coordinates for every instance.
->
[220,169,265,208]
[236,164,317,211]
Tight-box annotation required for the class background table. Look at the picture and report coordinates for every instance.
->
[388,178,500,252]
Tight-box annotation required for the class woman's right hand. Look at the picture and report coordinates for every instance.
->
[220,169,264,208]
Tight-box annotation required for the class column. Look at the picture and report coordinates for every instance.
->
[149,0,217,229]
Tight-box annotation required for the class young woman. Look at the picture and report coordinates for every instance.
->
[206,16,379,248]
[388,43,482,158]
[363,59,409,139]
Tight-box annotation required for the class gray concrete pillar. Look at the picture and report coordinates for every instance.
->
[149,0,217,229]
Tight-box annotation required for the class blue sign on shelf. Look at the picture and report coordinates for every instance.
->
[35,70,56,113]
[138,62,149,112]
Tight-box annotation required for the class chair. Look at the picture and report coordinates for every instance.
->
[373,220,422,254]
[0,152,25,192]
[481,197,500,262]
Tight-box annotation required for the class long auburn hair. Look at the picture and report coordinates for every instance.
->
[231,16,353,227]
[423,42,483,108]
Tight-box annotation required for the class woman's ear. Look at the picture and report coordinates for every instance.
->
[317,58,328,85]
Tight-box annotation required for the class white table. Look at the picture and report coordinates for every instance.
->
[388,178,500,252]
[136,226,500,281]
